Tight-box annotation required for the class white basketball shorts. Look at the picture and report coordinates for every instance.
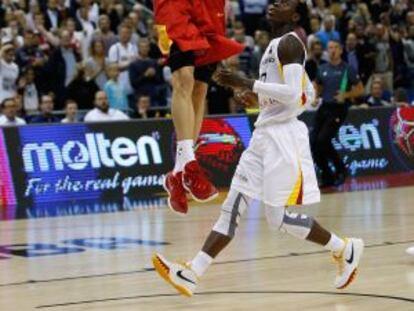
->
[231,118,320,207]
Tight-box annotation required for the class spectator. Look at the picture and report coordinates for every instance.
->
[1,18,24,47]
[130,4,148,37]
[30,94,60,123]
[66,64,99,110]
[62,18,83,53]
[313,40,364,187]
[84,90,129,122]
[316,14,341,49]
[403,25,414,90]
[17,67,39,115]
[132,95,157,119]
[250,30,270,79]
[99,0,122,34]
[44,0,63,31]
[85,38,108,90]
[121,16,140,46]
[311,0,330,19]
[343,33,363,77]
[25,2,42,30]
[0,43,19,103]
[15,29,47,71]
[108,24,138,95]
[75,6,96,60]
[46,29,82,108]
[32,12,57,54]
[104,63,129,112]
[208,55,244,115]
[306,40,326,82]
[232,21,254,76]
[408,11,414,27]
[307,16,322,49]
[393,88,411,107]
[0,97,26,126]
[372,24,394,92]
[91,15,117,54]
[365,81,392,107]
[129,38,164,105]
[355,23,377,85]
[238,0,268,36]
[61,100,79,123]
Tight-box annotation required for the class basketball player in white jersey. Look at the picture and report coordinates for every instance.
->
[152,0,364,297]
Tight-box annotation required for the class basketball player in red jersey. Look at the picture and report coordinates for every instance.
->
[154,0,244,215]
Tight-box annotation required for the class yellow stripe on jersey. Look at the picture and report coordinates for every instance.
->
[155,25,173,55]
[277,62,284,82]
[286,162,303,206]
[299,71,307,107]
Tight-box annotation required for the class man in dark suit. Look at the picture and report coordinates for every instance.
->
[45,30,81,109]
[43,0,63,31]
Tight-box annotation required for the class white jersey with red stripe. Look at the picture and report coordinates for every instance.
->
[255,32,314,127]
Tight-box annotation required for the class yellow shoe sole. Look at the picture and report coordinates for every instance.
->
[152,254,193,298]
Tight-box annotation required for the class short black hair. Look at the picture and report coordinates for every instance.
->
[64,99,78,108]
[328,39,343,47]
[1,97,16,109]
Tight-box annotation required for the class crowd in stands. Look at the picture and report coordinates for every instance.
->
[0,0,413,126]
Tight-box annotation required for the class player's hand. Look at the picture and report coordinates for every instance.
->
[234,88,258,107]
[214,69,253,89]
[334,92,346,104]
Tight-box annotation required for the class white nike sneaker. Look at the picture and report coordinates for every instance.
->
[152,253,198,297]
[333,238,364,289]
[406,246,414,256]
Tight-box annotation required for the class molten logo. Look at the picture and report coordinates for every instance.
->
[333,119,383,152]
[22,133,162,172]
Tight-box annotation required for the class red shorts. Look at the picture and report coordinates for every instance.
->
[154,0,244,66]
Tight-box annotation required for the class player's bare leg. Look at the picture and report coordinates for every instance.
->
[192,80,208,142]
[164,67,218,215]
[171,66,196,143]
[163,66,196,215]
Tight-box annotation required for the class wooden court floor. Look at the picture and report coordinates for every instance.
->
[0,186,414,310]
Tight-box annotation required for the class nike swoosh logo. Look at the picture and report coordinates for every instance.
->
[346,243,354,264]
[177,270,196,284]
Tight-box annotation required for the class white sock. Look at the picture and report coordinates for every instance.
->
[173,139,195,174]
[190,251,213,277]
[324,234,345,254]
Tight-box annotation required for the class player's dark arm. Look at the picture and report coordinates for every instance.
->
[344,81,364,100]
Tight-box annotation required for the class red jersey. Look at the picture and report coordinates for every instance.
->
[154,0,244,66]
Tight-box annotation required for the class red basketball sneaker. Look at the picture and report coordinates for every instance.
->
[182,160,219,202]
[163,172,188,215]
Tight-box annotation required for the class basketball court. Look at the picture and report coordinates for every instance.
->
[0,175,413,310]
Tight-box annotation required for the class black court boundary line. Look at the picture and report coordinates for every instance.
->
[1,213,414,234]
[36,290,414,309]
[1,239,413,288]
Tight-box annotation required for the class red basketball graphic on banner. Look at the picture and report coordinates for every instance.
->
[390,107,414,166]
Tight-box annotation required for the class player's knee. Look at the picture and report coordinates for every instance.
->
[172,67,195,94]
[265,205,285,231]
[280,211,314,240]
[212,190,250,238]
